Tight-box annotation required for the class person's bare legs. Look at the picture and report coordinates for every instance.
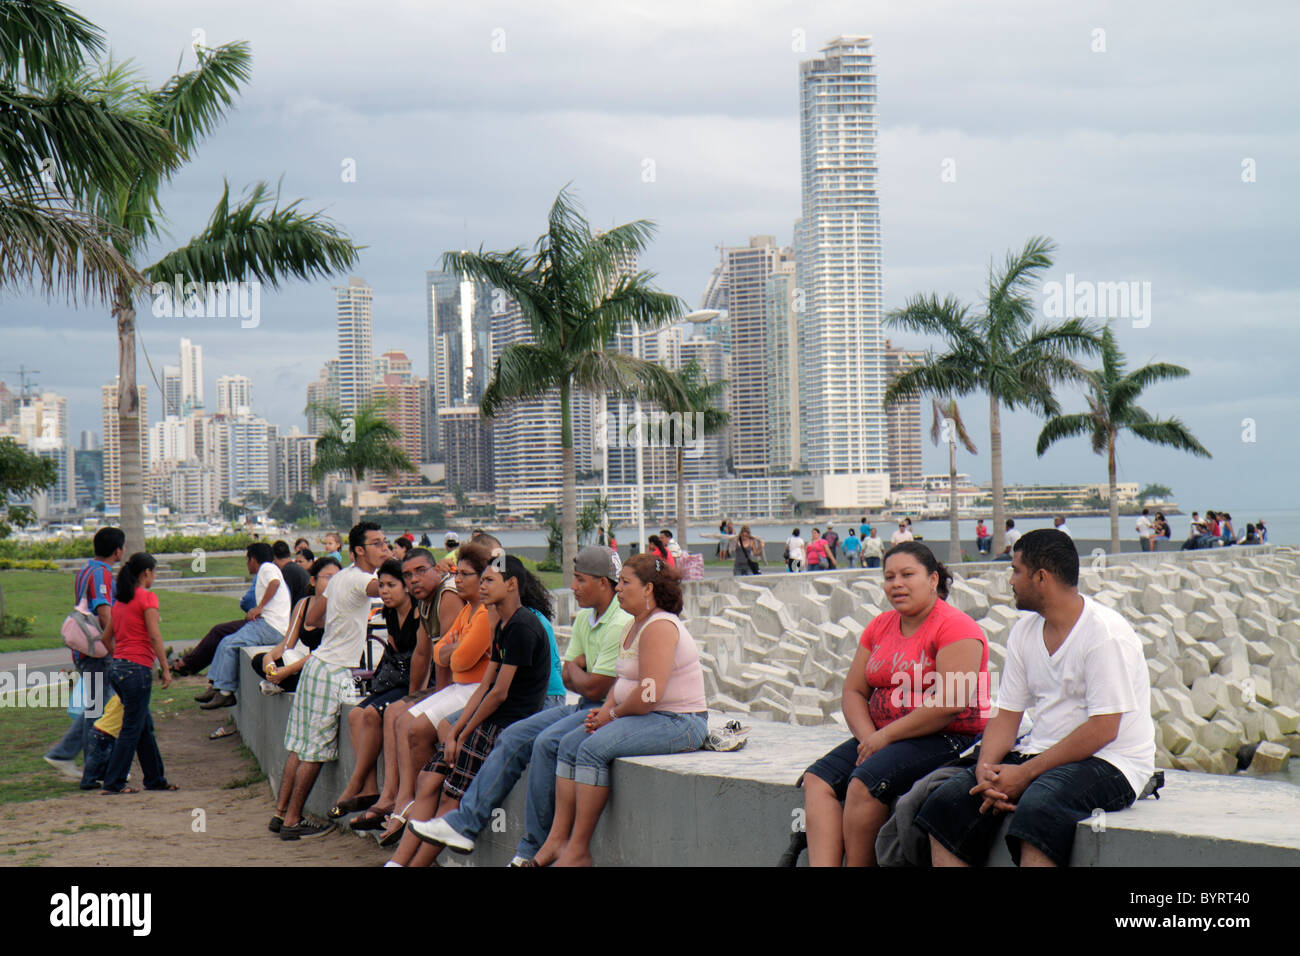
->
[387,769,446,864]
[841,778,889,866]
[803,775,845,866]
[406,795,460,868]
[532,775,576,865]
[283,759,323,828]
[1018,843,1057,867]
[357,700,409,824]
[553,783,610,867]
[336,706,382,805]
[275,753,300,817]
[393,710,437,813]
[929,837,970,867]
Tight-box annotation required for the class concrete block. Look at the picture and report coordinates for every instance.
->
[1160,718,1195,755]
[1201,750,1240,775]
[750,591,797,639]
[947,579,990,618]
[1183,610,1220,641]
[1279,735,1300,757]
[1189,674,1227,719]
[1271,705,1300,736]
[1141,582,1176,615]
[1246,669,1275,706]
[1246,640,1276,666]
[1199,716,1245,754]
[1249,741,1290,774]
[1178,647,1211,686]
[1196,640,1226,670]
[985,605,1022,628]
[1162,686,1200,725]
[1149,688,1171,720]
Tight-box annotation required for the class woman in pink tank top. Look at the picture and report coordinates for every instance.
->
[530,554,709,866]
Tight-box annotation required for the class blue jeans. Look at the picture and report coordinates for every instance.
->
[103,660,167,792]
[441,700,600,858]
[45,656,112,762]
[208,617,284,692]
[556,710,708,788]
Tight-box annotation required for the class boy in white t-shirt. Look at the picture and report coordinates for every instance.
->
[916,529,1154,867]
[197,541,294,709]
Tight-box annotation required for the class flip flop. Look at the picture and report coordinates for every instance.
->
[377,800,414,848]
[209,725,238,740]
[329,793,380,818]
[349,811,389,831]
[102,786,140,795]
[146,783,180,791]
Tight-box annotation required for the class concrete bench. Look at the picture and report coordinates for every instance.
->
[232,648,1300,866]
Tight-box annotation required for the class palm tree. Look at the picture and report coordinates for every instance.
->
[58,42,360,554]
[309,399,416,528]
[929,398,977,564]
[656,360,729,556]
[884,236,1101,555]
[1,2,177,304]
[1036,324,1210,554]
[445,187,685,586]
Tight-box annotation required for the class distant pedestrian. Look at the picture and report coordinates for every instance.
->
[1135,508,1154,552]
[1257,520,1268,543]
[733,527,762,576]
[823,524,840,560]
[1053,516,1072,538]
[785,528,805,572]
[891,521,913,546]
[862,528,884,568]
[842,528,861,568]
[975,520,991,555]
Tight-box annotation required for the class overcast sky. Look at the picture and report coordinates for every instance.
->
[3,0,1296,512]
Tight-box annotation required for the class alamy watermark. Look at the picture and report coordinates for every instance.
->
[1042,273,1151,328]
[0,665,106,717]
[150,274,261,328]
[594,403,706,459]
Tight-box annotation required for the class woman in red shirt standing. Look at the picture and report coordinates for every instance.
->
[101,553,177,793]
[800,541,988,865]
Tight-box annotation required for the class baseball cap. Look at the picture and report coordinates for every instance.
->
[574,545,621,582]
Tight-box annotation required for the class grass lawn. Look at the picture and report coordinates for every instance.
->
[0,570,242,652]
[0,676,210,805]
[176,555,251,579]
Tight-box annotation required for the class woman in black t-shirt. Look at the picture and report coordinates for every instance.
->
[330,559,424,818]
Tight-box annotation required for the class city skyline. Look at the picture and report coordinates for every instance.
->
[2,0,1295,512]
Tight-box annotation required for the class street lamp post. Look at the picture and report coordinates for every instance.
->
[626,310,723,557]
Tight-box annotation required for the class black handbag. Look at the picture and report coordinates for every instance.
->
[369,647,411,696]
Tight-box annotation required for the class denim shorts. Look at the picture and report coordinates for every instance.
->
[802,732,974,804]
[914,752,1136,866]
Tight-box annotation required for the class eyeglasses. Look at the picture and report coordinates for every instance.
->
[365,539,390,549]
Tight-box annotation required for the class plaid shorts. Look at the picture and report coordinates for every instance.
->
[425,723,503,799]
[283,657,353,762]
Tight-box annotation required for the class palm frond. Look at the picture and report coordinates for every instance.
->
[0,195,140,302]
[0,0,103,86]
[1127,418,1212,458]
[147,41,251,153]
[1035,412,1095,457]
[479,344,563,418]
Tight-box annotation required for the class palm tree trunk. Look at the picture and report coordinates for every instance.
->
[115,285,145,555]
[676,445,687,563]
[1108,433,1119,555]
[948,436,960,565]
[351,470,360,529]
[989,393,1005,556]
[559,380,577,588]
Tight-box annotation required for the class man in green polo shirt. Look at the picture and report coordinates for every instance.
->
[409,545,631,864]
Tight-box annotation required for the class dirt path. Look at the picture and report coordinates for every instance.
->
[0,677,390,867]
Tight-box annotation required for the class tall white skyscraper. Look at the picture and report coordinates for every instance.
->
[797,36,886,478]
[336,277,374,413]
[179,338,203,413]
[427,265,493,457]
[162,365,183,418]
[216,375,252,416]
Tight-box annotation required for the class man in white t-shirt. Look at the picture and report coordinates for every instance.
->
[198,542,294,709]
[1135,508,1154,551]
[916,528,1154,867]
[1052,515,1072,538]
[273,522,388,840]
[785,529,805,572]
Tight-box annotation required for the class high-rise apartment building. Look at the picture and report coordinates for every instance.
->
[797,36,886,481]
[216,375,252,416]
[305,361,339,434]
[765,249,801,472]
[179,337,204,413]
[162,366,183,418]
[336,277,374,413]
[440,406,494,493]
[427,265,493,458]
[101,378,148,511]
[884,340,924,491]
[269,430,320,502]
[372,349,430,491]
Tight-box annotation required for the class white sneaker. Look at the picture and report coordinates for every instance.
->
[409,816,475,854]
[260,680,284,696]
[44,756,81,780]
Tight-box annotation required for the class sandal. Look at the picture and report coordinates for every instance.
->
[329,793,380,818]
[102,786,140,795]
[209,725,238,740]
[377,800,414,848]
[146,782,180,791]
[349,806,392,831]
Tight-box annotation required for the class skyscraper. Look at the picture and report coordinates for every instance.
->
[373,348,430,490]
[712,236,793,477]
[179,338,204,413]
[426,265,493,458]
[336,276,374,413]
[101,378,147,511]
[305,361,339,434]
[765,248,801,473]
[797,36,886,480]
[162,365,183,418]
[883,340,923,491]
[216,374,252,416]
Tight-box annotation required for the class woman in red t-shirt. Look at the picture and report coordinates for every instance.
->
[101,553,176,793]
[799,541,989,865]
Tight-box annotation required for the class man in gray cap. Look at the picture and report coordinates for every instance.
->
[410,545,632,863]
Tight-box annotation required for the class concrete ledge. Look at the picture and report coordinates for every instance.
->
[232,653,1300,865]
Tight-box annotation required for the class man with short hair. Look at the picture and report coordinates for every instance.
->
[660,529,683,563]
[273,523,389,839]
[273,539,311,608]
[410,546,632,863]
[823,524,840,561]
[1135,508,1153,551]
[891,520,913,546]
[196,542,292,709]
[44,527,125,778]
[915,529,1154,867]
[1052,516,1072,538]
